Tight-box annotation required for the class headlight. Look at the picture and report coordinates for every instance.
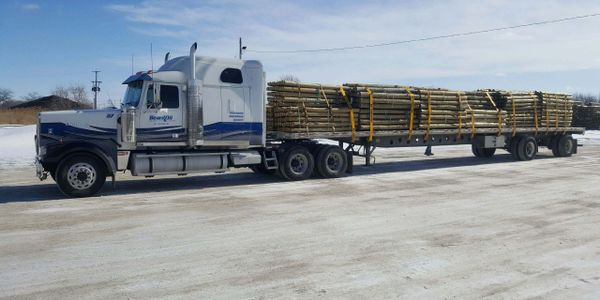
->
[39,146,46,156]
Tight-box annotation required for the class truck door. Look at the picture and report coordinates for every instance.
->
[137,82,185,142]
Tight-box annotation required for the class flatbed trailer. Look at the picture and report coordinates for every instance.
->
[268,127,585,166]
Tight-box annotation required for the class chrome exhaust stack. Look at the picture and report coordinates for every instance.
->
[187,42,202,147]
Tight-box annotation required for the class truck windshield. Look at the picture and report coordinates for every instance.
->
[122,81,144,107]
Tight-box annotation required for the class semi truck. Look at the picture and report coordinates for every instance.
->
[35,43,584,197]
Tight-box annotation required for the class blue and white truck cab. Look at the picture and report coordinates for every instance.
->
[36,43,281,197]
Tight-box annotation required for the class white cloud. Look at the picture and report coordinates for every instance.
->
[106,0,600,88]
[21,3,40,11]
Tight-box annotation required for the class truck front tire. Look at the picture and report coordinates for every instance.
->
[56,154,106,197]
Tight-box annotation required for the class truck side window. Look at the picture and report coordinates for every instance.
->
[160,85,179,109]
[145,84,154,107]
[220,68,243,84]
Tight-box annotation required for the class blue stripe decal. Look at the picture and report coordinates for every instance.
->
[203,122,262,136]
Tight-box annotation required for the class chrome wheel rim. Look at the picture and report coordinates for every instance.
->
[67,163,96,190]
[289,153,309,176]
[325,152,344,173]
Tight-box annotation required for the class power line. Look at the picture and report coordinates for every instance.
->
[247,12,600,54]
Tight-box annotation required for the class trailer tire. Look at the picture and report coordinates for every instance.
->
[278,145,314,181]
[556,135,574,157]
[471,144,483,157]
[472,145,496,158]
[316,146,348,178]
[509,136,521,160]
[56,154,106,197]
[516,136,537,161]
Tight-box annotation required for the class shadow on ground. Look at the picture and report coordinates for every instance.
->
[0,152,555,203]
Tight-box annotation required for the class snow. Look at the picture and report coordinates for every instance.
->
[0,125,597,170]
[0,125,36,169]
[574,130,600,145]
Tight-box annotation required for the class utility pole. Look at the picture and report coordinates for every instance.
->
[91,70,102,109]
[239,37,246,59]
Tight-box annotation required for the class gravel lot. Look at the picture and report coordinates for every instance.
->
[0,145,599,299]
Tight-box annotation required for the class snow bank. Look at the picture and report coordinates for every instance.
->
[574,130,600,145]
[0,125,36,169]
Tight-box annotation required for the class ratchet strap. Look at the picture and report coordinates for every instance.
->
[403,87,416,140]
[532,92,539,133]
[462,94,476,138]
[457,93,463,138]
[510,92,516,137]
[563,95,568,134]
[297,86,309,133]
[339,85,356,143]
[555,99,559,131]
[485,92,502,136]
[367,88,374,142]
[425,91,432,140]
[320,86,335,132]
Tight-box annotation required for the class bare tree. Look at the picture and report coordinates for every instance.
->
[24,92,41,101]
[52,84,90,104]
[68,84,89,103]
[574,93,599,105]
[52,86,70,99]
[0,87,13,102]
[279,74,300,82]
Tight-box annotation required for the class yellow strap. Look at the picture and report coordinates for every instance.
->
[320,88,335,132]
[532,92,539,133]
[485,92,502,136]
[403,87,416,139]
[462,93,476,138]
[367,88,374,142]
[339,85,356,143]
[457,93,462,138]
[510,93,516,137]
[425,91,432,140]
[546,110,550,132]
[555,99,559,130]
[563,95,568,134]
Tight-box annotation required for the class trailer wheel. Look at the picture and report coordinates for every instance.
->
[509,136,521,160]
[471,145,483,157]
[556,135,574,157]
[472,145,496,158]
[278,145,314,181]
[316,146,348,178]
[516,136,538,161]
[56,154,106,197]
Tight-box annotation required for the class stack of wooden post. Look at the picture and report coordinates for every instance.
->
[462,91,508,129]
[265,104,274,132]
[344,84,421,131]
[539,93,573,128]
[572,102,600,129]
[491,91,541,129]
[417,89,466,130]
[267,81,358,133]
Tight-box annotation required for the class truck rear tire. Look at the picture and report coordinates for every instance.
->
[56,154,106,197]
[516,136,537,161]
[556,135,574,157]
[278,145,314,181]
[315,146,348,178]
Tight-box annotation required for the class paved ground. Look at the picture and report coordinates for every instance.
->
[0,145,599,299]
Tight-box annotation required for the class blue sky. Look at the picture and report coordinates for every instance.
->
[1,0,599,107]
